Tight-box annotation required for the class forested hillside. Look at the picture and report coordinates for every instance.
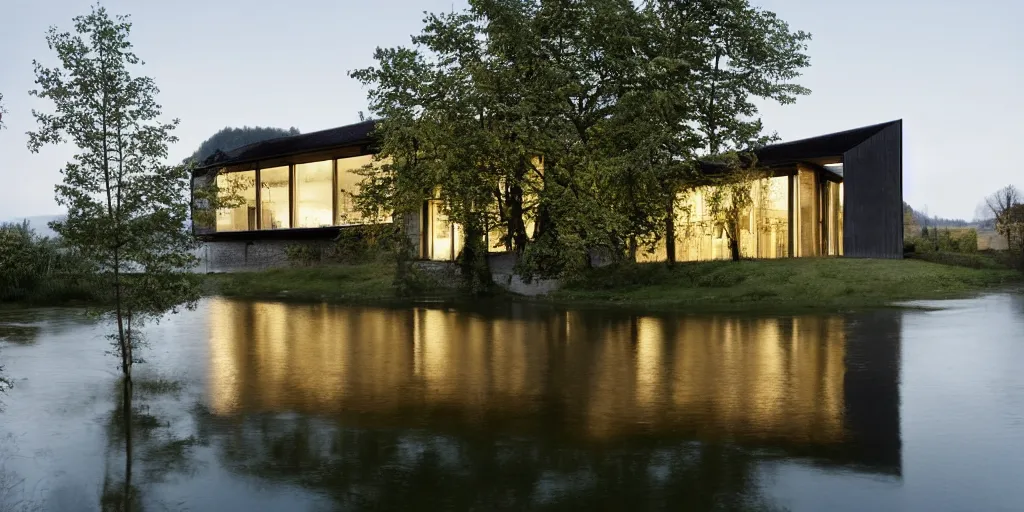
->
[189,126,300,163]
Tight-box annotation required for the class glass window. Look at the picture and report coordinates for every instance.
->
[753,176,790,259]
[797,168,819,257]
[215,170,257,232]
[428,200,460,261]
[259,166,290,230]
[337,155,374,225]
[294,160,333,228]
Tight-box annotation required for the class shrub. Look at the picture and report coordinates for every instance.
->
[906,251,1009,270]
[284,243,324,266]
[0,221,98,303]
[904,228,978,255]
[332,225,398,264]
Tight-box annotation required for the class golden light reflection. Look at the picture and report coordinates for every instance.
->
[206,299,850,446]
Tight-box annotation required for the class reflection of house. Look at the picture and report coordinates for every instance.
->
[204,299,901,475]
[190,119,903,269]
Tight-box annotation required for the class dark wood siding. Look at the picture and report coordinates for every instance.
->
[842,121,903,259]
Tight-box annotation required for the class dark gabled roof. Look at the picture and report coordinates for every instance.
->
[196,119,377,171]
[754,120,901,165]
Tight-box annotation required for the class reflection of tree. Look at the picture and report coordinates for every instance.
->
[99,379,202,512]
[192,408,785,511]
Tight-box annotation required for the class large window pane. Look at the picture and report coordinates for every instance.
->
[215,170,257,232]
[753,176,790,258]
[797,168,819,257]
[294,160,333,228]
[259,166,290,230]
[337,155,373,225]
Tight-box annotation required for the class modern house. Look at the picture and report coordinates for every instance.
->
[190,119,902,270]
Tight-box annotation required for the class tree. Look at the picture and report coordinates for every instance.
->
[0,92,6,129]
[352,0,810,281]
[984,185,1022,250]
[996,204,1024,260]
[643,0,810,263]
[27,5,200,382]
[985,185,1021,220]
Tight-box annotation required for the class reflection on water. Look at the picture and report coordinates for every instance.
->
[5,294,1024,510]
[193,299,902,509]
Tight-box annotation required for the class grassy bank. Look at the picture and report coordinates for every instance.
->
[553,257,1022,313]
[202,262,459,305]
[202,257,1022,314]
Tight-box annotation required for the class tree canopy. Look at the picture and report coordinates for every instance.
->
[351,0,811,285]
[189,126,300,163]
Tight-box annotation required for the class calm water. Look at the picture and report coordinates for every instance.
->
[1,294,1023,511]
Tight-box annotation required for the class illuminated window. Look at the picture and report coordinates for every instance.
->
[797,168,819,257]
[259,166,290,230]
[215,170,257,232]
[336,155,374,225]
[428,200,464,261]
[294,160,333,228]
[754,176,790,259]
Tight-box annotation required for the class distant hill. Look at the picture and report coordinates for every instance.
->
[189,126,300,164]
[903,202,975,229]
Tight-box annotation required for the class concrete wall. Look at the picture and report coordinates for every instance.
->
[192,239,335,273]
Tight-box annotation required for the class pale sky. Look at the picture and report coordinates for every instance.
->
[1,0,1021,221]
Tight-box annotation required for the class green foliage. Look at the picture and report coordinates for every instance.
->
[27,5,201,379]
[333,224,398,264]
[0,221,98,304]
[906,251,1010,270]
[905,228,978,255]
[284,244,324,267]
[996,203,1024,259]
[188,126,300,164]
[351,0,811,282]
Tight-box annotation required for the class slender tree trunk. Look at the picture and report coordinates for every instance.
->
[99,55,129,381]
[729,220,741,261]
[122,378,133,512]
[459,213,492,294]
[509,181,528,254]
[665,195,677,266]
[706,47,723,156]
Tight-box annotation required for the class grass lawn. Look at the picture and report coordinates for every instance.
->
[203,262,401,303]
[202,256,1022,314]
[551,257,1022,313]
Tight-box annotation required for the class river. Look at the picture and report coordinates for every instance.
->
[0,293,1022,511]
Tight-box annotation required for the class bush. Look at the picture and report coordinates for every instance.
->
[284,243,324,266]
[0,221,99,304]
[906,251,1009,270]
[332,225,398,264]
[905,228,978,255]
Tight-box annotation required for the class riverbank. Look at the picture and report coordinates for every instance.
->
[202,257,1022,314]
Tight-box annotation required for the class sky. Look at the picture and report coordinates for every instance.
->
[1,0,1021,221]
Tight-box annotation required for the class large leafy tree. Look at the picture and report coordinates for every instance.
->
[27,5,200,381]
[353,0,811,280]
[643,0,811,262]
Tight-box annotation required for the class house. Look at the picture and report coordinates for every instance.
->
[190,119,903,271]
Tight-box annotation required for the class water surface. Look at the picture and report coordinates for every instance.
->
[1,294,1022,511]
